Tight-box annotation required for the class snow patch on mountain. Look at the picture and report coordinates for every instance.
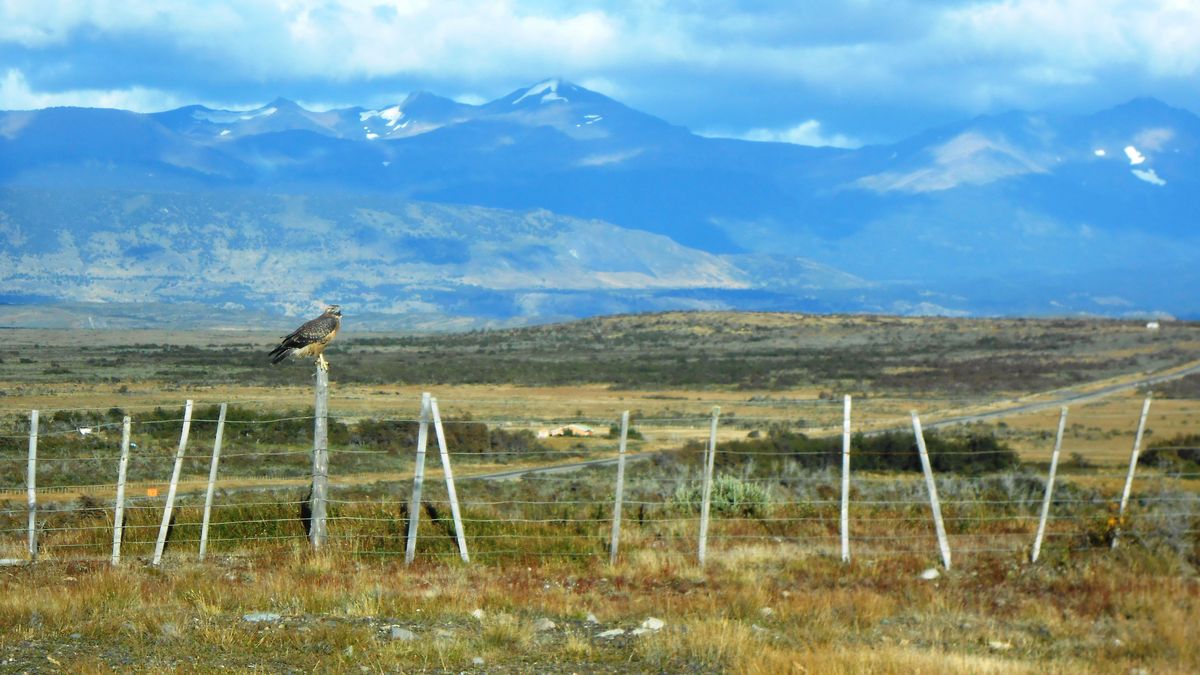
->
[1132,168,1166,185]
[576,148,643,167]
[514,79,566,105]
[854,132,1048,193]
[1124,145,1146,165]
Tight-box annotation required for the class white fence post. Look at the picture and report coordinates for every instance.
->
[911,411,951,570]
[1031,406,1068,563]
[405,393,432,565]
[153,400,194,566]
[430,397,469,563]
[111,416,132,566]
[1113,395,1153,550]
[309,367,330,550]
[698,406,721,566]
[609,410,630,566]
[27,410,38,561]
[840,395,852,563]
[198,403,227,561]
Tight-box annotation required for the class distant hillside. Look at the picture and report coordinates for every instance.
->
[2,80,1199,320]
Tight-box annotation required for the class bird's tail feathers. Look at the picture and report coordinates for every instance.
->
[269,347,295,364]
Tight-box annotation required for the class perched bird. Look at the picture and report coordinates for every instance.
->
[269,305,342,372]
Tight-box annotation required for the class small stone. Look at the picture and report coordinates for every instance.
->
[471,608,486,621]
[160,623,182,639]
[70,633,82,640]
[585,613,599,624]
[988,640,1012,651]
[534,618,556,632]
[343,646,354,657]
[759,607,775,618]
[242,612,282,624]
[919,568,940,580]
[596,628,625,639]
[389,626,416,641]
[641,617,665,631]
[472,657,485,666]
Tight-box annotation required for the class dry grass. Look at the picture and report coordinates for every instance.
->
[2,543,1198,672]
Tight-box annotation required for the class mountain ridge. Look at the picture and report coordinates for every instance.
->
[1,80,1198,324]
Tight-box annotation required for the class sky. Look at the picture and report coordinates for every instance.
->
[1,0,1198,146]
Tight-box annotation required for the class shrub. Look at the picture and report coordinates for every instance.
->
[671,475,771,518]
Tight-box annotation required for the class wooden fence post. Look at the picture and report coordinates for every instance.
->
[609,410,630,566]
[698,406,721,566]
[153,400,193,565]
[198,403,227,561]
[405,393,432,565]
[430,397,469,562]
[840,395,852,563]
[1031,406,1068,563]
[1113,395,1152,550]
[309,367,330,550]
[111,416,132,566]
[911,411,951,570]
[27,410,38,561]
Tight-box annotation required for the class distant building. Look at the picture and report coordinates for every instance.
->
[1146,321,1161,331]
[537,424,595,439]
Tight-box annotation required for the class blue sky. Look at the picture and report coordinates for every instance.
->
[2,0,1198,145]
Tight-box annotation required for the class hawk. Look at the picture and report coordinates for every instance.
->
[269,305,342,372]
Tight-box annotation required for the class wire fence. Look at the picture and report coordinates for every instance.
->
[1,388,1198,569]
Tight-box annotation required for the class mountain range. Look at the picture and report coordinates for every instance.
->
[1,78,1197,328]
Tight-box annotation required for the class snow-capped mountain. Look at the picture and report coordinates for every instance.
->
[1,80,1198,323]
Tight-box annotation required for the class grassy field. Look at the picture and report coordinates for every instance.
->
[1,311,1199,671]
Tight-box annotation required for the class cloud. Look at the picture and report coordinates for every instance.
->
[0,68,184,111]
[705,120,861,148]
[0,1,1198,137]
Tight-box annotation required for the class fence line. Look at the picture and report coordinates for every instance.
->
[1,389,1197,570]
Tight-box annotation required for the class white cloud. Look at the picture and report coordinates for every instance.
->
[704,120,860,148]
[0,68,184,111]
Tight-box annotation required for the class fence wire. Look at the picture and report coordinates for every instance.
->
[0,393,1197,569]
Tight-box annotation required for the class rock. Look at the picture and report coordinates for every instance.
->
[641,617,665,631]
[759,607,775,618]
[596,628,625,639]
[160,623,182,639]
[585,613,599,624]
[988,640,1012,651]
[919,568,940,580]
[242,612,282,623]
[342,646,354,657]
[472,657,485,666]
[471,608,486,621]
[389,626,416,641]
[534,618,557,632]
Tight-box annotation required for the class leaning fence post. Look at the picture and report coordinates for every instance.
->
[198,403,227,561]
[1032,406,1068,563]
[911,411,951,570]
[840,395,852,563]
[111,416,132,566]
[153,400,193,566]
[27,410,38,562]
[698,406,721,566]
[609,410,630,565]
[1113,395,1152,550]
[405,393,432,565]
[431,397,469,562]
[309,367,330,550]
